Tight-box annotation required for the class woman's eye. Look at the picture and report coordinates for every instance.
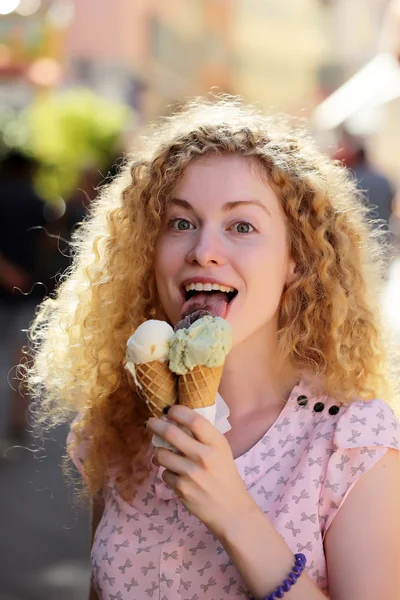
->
[232,222,254,234]
[170,218,194,231]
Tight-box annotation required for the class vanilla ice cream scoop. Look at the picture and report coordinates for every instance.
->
[125,320,177,441]
[126,320,174,365]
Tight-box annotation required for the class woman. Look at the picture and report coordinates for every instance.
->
[25,98,400,599]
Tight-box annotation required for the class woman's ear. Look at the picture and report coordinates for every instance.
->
[285,259,298,286]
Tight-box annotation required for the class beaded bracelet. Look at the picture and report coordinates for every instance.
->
[250,553,307,600]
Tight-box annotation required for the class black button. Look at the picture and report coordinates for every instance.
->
[313,402,325,413]
[297,395,308,406]
[329,405,340,415]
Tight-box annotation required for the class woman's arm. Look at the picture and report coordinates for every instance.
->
[218,503,328,599]
[88,496,105,600]
[147,407,400,599]
[219,449,400,600]
[149,406,329,599]
[324,448,400,600]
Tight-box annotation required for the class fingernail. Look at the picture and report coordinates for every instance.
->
[144,420,148,428]
[163,406,171,415]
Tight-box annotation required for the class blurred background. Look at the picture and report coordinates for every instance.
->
[1,1,400,598]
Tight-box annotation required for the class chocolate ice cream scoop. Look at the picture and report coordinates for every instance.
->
[174,310,212,331]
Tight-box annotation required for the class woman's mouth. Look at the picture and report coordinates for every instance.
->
[180,282,238,319]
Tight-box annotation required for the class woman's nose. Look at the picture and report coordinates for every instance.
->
[186,228,227,267]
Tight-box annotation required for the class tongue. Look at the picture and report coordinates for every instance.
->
[174,309,212,331]
[181,291,229,321]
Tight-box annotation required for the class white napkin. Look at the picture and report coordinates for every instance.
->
[152,393,231,452]
[214,392,232,434]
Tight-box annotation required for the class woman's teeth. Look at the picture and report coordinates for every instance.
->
[184,282,235,293]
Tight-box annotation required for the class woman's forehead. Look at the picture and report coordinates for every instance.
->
[176,153,255,178]
[168,154,281,215]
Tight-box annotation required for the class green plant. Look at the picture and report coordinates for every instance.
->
[1,87,133,200]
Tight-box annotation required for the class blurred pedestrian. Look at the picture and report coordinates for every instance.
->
[0,150,49,444]
[335,135,395,239]
[352,145,394,232]
[64,157,122,241]
[24,99,400,599]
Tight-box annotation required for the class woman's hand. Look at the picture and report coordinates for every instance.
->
[146,405,257,537]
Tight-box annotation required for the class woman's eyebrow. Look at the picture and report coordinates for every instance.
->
[222,199,271,217]
[169,198,194,211]
[169,197,271,217]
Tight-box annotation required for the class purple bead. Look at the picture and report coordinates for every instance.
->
[251,553,306,600]
[283,579,292,592]
[292,565,301,575]
[275,586,285,598]
[288,573,298,584]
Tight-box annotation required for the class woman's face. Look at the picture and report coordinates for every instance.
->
[154,154,296,347]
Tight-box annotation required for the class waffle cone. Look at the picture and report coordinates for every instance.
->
[136,361,178,418]
[179,364,224,409]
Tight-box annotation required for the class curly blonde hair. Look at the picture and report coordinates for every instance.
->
[24,96,399,502]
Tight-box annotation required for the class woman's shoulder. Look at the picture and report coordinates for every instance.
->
[318,397,400,539]
[332,397,400,451]
[299,373,400,451]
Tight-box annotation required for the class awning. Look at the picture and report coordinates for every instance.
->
[313,53,400,131]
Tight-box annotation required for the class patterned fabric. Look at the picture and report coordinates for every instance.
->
[68,378,400,599]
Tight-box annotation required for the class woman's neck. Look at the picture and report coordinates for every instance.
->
[219,327,300,421]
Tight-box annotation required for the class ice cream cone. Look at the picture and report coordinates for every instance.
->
[135,361,178,418]
[179,364,224,409]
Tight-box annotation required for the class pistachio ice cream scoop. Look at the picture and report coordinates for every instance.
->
[169,314,232,410]
[169,315,232,376]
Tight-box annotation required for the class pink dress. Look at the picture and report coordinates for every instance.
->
[68,377,400,599]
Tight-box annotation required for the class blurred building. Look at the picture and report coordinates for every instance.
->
[375,0,400,181]
[4,0,400,186]
[64,0,149,115]
[64,0,232,119]
[230,0,326,114]
[314,0,400,184]
[320,0,386,78]
[0,1,72,96]
[64,0,328,120]
[145,0,233,118]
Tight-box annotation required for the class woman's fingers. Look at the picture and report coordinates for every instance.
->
[166,404,225,447]
[147,405,231,466]
[153,447,193,475]
[147,415,203,460]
